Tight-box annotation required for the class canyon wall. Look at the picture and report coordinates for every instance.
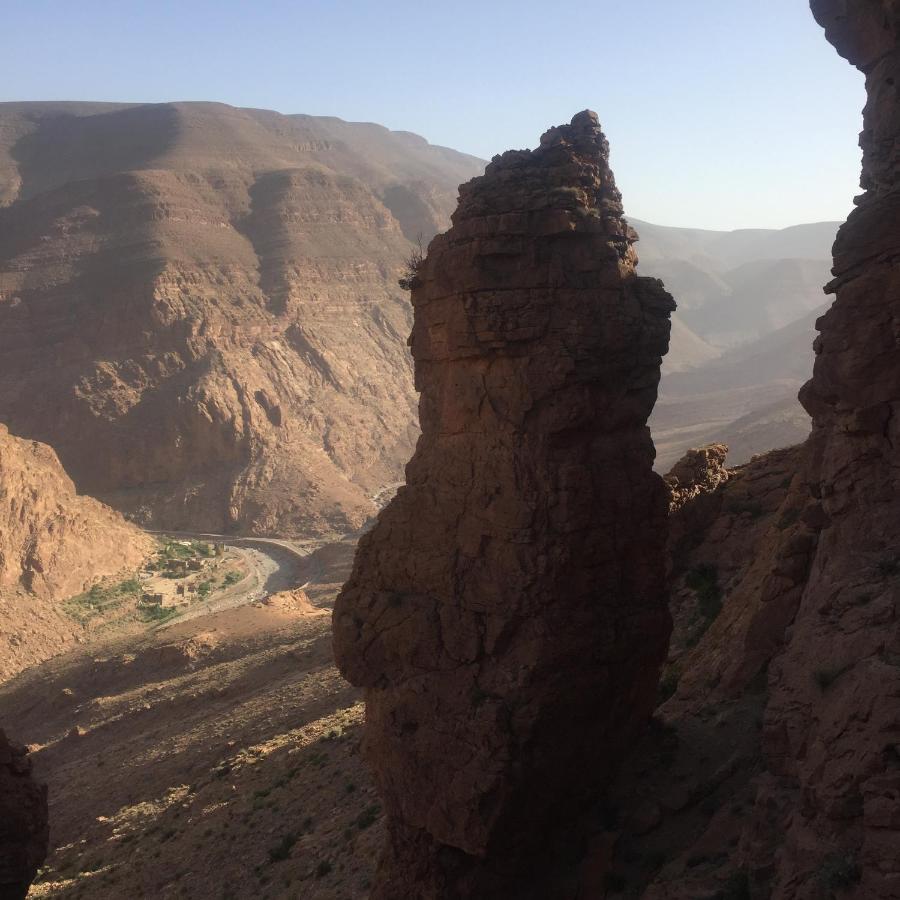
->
[333,111,674,897]
[0,102,484,536]
[594,5,900,897]
[0,424,152,680]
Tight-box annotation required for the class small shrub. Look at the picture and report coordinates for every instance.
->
[197,579,214,599]
[656,666,680,706]
[817,852,861,889]
[223,571,241,587]
[314,860,333,879]
[355,804,381,830]
[268,832,296,863]
[814,665,849,691]
[686,564,723,622]
[398,235,425,291]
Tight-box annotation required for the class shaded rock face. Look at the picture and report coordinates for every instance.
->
[592,6,900,896]
[333,111,674,897]
[0,730,48,900]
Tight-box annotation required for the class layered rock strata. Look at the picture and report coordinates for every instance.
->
[0,102,484,535]
[0,730,48,900]
[333,111,674,896]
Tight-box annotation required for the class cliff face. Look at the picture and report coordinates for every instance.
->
[758,4,900,895]
[0,102,484,536]
[596,6,900,895]
[333,111,674,896]
[0,424,152,680]
[0,730,47,900]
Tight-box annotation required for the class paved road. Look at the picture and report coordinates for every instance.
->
[146,530,339,628]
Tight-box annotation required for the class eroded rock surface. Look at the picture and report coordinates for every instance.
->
[593,5,900,896]
[0,730,48,900]
[0,424,152,680]
[334,111,674,897]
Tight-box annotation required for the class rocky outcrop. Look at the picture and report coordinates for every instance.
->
[0,102,484,536]
[0,424,152,680]
[333,111,674,896]
[0,730,48,900]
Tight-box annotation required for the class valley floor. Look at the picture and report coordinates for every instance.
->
[1,535,382,900]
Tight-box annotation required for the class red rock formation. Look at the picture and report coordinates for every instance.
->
[0,730,48,900]
[333,111,674,896]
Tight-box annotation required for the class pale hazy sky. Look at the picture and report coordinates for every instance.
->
[2,0,865,230]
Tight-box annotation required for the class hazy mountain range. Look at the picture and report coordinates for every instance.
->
[0,101,836,536]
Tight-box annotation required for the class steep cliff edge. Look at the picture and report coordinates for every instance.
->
[0,102,484,535]
[0,424,152,680]
[333,111,674,897]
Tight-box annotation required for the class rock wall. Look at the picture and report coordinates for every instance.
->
[0,730,48,900]
[333,111,674,897]
[593,6,900,894]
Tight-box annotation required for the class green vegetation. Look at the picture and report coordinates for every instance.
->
[197,579,214,599]
[355,804,381,831]
[223,570,242,587]
[314,860,333,879]
[267,832,297,863]
[63,577,143,624]
[657,664,680,706]
[140,605,178,625]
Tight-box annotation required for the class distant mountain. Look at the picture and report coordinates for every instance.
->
[0,101,484,535]
[627,217,836,468]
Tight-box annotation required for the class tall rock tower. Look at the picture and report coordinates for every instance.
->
[333,111,674,897]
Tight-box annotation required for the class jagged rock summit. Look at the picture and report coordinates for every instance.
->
[333,111,675,897]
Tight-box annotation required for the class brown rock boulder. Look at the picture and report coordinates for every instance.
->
[333,111,674,897]
[0,730,48,900]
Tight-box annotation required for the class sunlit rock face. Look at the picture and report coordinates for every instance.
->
[333,110,674,897]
